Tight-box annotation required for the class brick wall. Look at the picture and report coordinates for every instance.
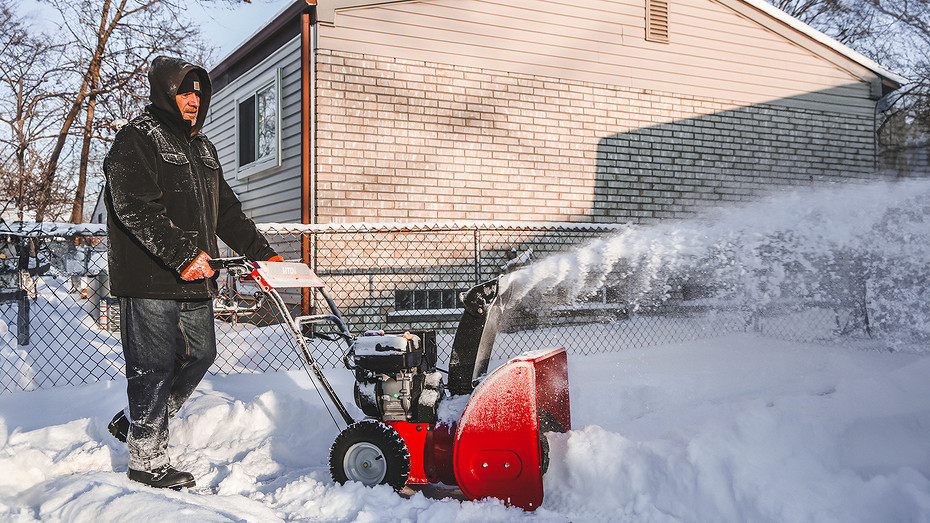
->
[314,50,880,225]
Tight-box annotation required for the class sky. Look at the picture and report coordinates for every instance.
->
[181,0,297,67]
[16,0,296,69]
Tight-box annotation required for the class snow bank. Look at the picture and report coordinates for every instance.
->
[0,319,37,393]
[543,336,930,522]
[1,335,929,521]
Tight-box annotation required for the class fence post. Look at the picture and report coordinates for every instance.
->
[16,288,29,346]
[473,229,481,286]
[16,239,30,345]
[301,231,311,316]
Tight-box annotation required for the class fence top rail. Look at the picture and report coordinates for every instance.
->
[1,221,107,238]
[0,221,629,239]
[258,221,632,235]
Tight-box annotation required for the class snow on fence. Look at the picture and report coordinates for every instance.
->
[1,221,865,395]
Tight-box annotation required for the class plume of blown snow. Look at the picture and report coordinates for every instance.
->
[501,179,930,348]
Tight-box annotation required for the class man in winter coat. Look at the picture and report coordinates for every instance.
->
[104,55,282,489]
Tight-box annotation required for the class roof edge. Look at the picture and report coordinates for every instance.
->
[209,0,312,82]
[317,0,405,24]
[740,0,906,87]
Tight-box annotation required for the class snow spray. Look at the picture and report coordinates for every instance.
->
[500,179,930,349]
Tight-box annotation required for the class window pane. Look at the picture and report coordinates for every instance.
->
[443,290,460,309]
[256,84,276,161]
[413,290,427,310]
[396,290,412,311]
[238,96,256,166]
[427,290,442,309]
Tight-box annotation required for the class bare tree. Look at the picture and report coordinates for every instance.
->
[0,2,71,221]
[863,0,930,123]
[770,0,877,46]
[27,0,242,223]
[770,0,930,170]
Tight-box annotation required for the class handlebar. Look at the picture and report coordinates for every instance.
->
[208,256,253,277]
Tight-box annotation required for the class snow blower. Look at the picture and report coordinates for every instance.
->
[211,257,570,511]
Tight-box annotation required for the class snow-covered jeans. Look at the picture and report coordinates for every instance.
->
[119,297,216,472]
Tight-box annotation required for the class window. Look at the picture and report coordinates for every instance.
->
[646,0,670,43]
[236,70,280,178]
[395,288,466,311]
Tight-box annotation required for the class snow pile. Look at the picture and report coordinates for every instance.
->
[0,319,36,393]
[1,335,929,521]
[504,179,930,348]
[543,337,930,522]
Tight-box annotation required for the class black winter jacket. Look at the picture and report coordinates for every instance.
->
[104,56,277,299]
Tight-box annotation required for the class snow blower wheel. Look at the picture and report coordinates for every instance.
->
[330,420,411,490]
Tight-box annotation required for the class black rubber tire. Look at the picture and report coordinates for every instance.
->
[539,409,566,434]
[538,409,565,474]
[540,430,550,474]
[329,419,411,491]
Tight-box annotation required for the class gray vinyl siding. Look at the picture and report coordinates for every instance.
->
[204,36,304,224]
[317,0,877,116]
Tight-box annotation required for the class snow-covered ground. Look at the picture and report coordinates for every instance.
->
[2,178,930,521]
[1,334,928,522]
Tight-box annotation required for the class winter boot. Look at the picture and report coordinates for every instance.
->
[128,464,196,490]
[108,411,129,443]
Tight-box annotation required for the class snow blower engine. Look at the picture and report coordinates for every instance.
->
[347,330,444,423]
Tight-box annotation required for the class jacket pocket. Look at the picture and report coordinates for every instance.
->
[161,152,190,166]
[196,140,220,170]
[201,156,220,170]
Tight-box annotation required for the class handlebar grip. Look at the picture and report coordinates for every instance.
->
[208,256,250,271]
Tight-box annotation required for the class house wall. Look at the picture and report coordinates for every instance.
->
[314,49,878,224]
[310,0,886,225]
[207,0,890,227]
[317,0,880,115]
[204,36,305,224]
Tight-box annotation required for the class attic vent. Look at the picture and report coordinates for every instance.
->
[646,0,670,43]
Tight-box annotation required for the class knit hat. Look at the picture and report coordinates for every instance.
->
[177,71,202,95]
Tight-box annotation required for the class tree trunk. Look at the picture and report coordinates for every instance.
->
[35,0,116,222]
[71,92,97,224]
[33,87,88,222]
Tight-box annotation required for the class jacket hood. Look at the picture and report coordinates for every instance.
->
[148,55,212,136]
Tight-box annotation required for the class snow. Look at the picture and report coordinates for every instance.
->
[0,222,106,237]
[2,334,929,521]
[2,179,930,521]
[502,178,930,348]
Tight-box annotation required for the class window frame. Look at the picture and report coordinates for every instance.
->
[234,67,283,179]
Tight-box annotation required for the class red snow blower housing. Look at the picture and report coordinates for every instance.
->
[213,257,570,511]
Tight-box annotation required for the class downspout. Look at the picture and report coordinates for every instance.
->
[301,5,315,228]
[301,7,315,314]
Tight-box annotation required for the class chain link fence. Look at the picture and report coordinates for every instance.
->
[1,222,869,396]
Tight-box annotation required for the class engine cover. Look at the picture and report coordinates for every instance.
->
[352,332,423,374]
[351,331,444,422]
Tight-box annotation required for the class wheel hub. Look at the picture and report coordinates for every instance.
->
[344,442,387,485]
